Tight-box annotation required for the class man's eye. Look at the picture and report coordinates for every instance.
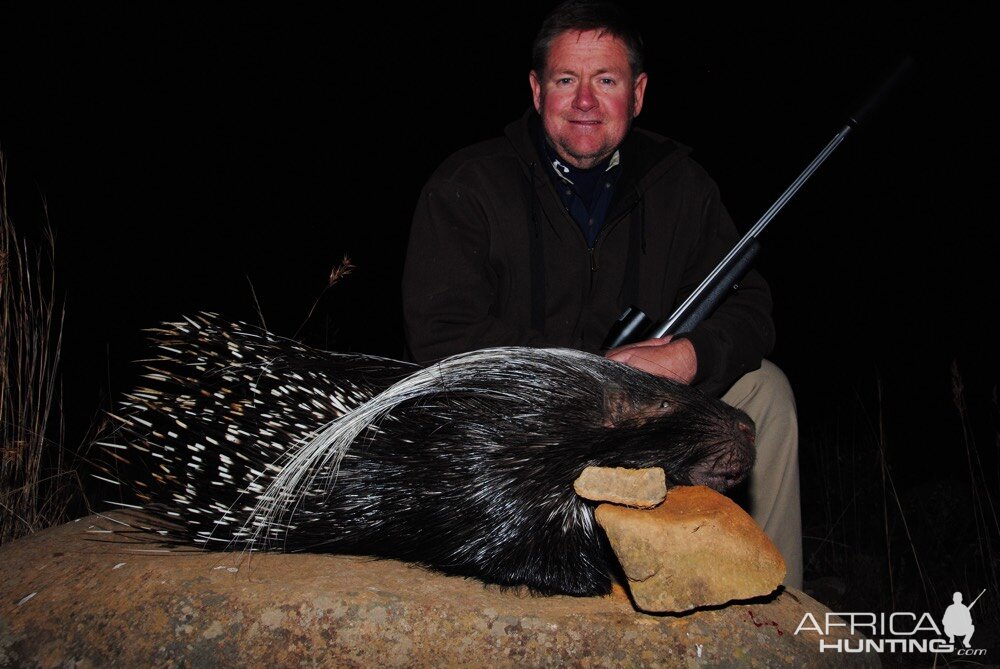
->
[556,77,573,85]
[600,78,616,86]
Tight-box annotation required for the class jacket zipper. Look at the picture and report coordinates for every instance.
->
[587,207,629,282]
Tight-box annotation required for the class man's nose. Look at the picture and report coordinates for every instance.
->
[573,82,597,111]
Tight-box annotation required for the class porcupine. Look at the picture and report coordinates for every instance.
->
[95,311,756,597]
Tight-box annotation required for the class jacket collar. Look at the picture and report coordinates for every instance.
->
[504,108,693,221]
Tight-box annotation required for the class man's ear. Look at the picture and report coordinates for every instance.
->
[529,70,543,112]
[632,72,648,118]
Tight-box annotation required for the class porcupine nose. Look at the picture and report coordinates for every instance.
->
[738,420,756,445]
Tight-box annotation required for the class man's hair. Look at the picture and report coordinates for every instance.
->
[531,0,644,79]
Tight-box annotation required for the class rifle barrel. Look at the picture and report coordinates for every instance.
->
[652,56,914,340]
[651,126,850,339]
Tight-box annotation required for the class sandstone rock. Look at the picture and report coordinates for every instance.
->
[596,485,786,613]
[573,465,667,507]
[0,512,877,668]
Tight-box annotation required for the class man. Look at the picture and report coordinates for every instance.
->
[402,0,802,589]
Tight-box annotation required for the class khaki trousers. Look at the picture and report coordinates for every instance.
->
[720,360,803,590]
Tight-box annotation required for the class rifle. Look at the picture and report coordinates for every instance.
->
[601,56,914,351]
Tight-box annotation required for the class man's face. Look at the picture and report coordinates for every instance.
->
[530,29,647,169]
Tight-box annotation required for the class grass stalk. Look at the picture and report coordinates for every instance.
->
[0,152,74,545]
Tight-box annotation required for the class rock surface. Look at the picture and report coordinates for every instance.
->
[573,466,667,508]
[0,512,879,668]
[597,485,786,613]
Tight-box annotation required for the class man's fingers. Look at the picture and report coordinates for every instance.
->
[606,349,685,382]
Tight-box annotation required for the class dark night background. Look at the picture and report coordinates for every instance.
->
[1,1,997,643]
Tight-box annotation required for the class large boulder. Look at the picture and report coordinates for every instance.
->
[0,513,879,668]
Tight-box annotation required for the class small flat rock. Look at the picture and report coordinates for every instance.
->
[596,485,786,613]
[573,465,667,507]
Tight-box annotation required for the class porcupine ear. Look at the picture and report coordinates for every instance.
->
[601,384,635,426]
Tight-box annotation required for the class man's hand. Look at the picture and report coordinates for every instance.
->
[604,335,698,384]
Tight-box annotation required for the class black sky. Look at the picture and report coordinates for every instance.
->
[1,4,996,465]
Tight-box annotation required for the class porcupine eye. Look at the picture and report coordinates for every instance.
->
[644,399,673,420]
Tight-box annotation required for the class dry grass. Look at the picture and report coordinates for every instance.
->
[0,154,78,546]
[293,253,355,340]
[801,364,999,667]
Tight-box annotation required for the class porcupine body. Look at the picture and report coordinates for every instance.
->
[96,312,756,597]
